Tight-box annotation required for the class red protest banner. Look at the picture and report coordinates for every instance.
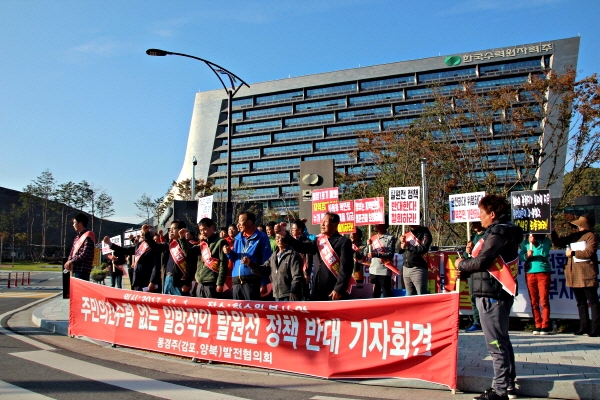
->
[326,200,355,234]
[70,278,459,389]
[354,197,385,226]
[312,188,339,225]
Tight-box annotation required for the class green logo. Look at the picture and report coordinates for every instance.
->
[490,340,501,351]
[444,56,461,66]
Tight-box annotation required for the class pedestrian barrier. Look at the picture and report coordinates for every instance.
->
[0,271,31,288]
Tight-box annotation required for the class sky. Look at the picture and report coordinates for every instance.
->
[1,0,599,224]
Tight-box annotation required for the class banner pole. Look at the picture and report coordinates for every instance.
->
[368,225,372,254]
[467,222,471,243]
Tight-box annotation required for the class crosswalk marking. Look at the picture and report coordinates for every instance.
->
[0,292,57,298]
[0,379,55,399]
[11,350,248,400]
[311,397,363,400]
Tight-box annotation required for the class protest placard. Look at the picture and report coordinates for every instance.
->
[389,187,420,225]
[312,187,338,225]
[101,235,122,255]
[510,189,551,233]
[448,191,485,223]
[354,197,385,226]
[197,195,214,222]
[326,200,355,234]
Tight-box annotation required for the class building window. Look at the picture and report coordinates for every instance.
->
[395,102,431,114]
[274,128,323,142]
[255,90,303,105]
[284,113,334,127]
[418,67,476,82]
[304,153,355,164]
[232,97,253,108]
[253,158,301,171]
[242,172,290,185]
[224,149,260,160]
[475,75,529,89]
[349,91,403,106]
[217,163,250,172]
[360,75,414,90]
[263,143,312,156]
[295,98,346,112]
[315,138,357,151]
[306,83,357,98]
[235,120,281,133]
[230,134,271,147]
[326,122,379,136]
[383,118,415,129]
[479,59,542,75]
[338,107,391,121]
[245,105,292,119]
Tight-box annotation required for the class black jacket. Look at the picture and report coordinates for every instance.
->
[283,232,354,301]
[110,241,159,289]
[398,226,432,269]
[146,232,197,290]
[458,216,523,299]
[250,247,304,299]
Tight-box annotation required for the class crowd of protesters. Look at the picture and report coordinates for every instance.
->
[64,194,599,400]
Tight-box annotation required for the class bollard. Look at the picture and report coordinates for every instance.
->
[14,273,18,287]
[21,272,24,285]
[7,273,10,289]
[27,272,30,284]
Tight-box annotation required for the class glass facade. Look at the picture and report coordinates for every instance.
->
[207,42,563,209]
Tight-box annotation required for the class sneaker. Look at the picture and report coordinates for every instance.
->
[507,388,517,399]
[473,388,509,400]
[532,328,540,335]
[465,323,482,332]
[539,328,552,335]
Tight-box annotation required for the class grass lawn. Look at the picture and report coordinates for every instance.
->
[0,261,62,271]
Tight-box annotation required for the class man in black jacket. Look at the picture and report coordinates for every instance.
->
[104,227,160,292]
[456,194,522,400]
[275,212,354,301]
[398,224,432,295]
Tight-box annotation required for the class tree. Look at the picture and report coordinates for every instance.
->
[96,192,115,239]
[55,181,78,258]
[0,204,25,264]
[25,170,56,259]
[134,194,155,223]
[338,70,600,246]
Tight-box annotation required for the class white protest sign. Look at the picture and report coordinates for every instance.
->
[389,187,420,225]
[101,235,122,255]
[197,195,214,222]
[123,229,142,246]
[449,191,485,223]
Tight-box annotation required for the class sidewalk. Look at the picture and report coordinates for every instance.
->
[31,297,600,400]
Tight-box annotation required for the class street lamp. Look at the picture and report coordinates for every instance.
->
[191,156,197,200]
[146,49,250,225]
[420,158,428,226]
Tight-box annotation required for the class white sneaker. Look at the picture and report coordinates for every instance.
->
[532,329,540,335]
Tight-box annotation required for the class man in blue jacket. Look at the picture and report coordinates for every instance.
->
[224,211,272,300]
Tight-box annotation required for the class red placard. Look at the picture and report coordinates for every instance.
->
[326,200,355,234]
[442,252,472,310]
[354,197,385,226]
[70,278,459,389]
[312,188,339,225]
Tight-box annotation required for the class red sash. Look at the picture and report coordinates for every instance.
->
[169,240,188,279]
[200,241,220,273]
[404,231,420,246]
[352,243,359,252]
[72,231,95,256]
[371,235,400,275]
[133,241,151,268]
[472,238,518,296]
[114,264,127,274]
[316,234,356,293]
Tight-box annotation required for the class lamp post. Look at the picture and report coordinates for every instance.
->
[191,156,197,200]
[420,158,428,226]
[146,49,250,226]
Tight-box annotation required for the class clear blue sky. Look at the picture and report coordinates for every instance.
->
[1,0,598,224]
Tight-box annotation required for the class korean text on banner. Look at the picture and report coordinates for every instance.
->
[70,279,459,389]
[101,235,122,255]
[510,190,551,234]
[449,192,486,223]
[312,187,339,225]
[124,229,142,247]
[354,197,385,226]
[197,195,214,223]
[389,187,420,226]
[326,200,355,234]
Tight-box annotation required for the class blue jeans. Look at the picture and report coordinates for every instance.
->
[111,275,122,289]
[163,275,182,296]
